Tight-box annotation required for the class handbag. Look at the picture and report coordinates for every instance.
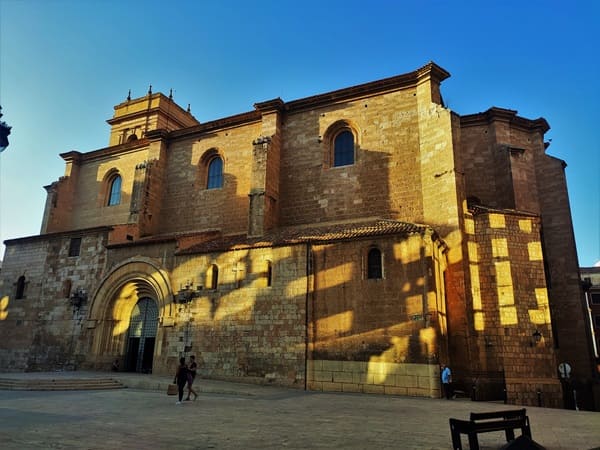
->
[167,383,178,396]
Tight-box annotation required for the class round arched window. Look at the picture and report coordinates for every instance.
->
[107,175,122,206]
[333,130,355,167]
[207,157,223,189]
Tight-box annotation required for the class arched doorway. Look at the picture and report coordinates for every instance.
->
[125,297,158,373]
[86,257,175,373]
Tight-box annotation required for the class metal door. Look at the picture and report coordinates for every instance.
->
[125,297,158,373]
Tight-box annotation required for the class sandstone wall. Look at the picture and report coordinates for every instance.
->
[308,233,446,397]
[279,88,422,226]
[0,230,109,371]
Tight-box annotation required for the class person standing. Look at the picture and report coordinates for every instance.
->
[185,355,198,401]
[441,363,453,399]
[174,357,188,405]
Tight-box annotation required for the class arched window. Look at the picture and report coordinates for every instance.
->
[367,248,383,279]
[266,261,273,287]
[15,275,26,299]
[107,175,122,206]
[333,130,355,167]
[207,157,223,189]
[208,264,219,289]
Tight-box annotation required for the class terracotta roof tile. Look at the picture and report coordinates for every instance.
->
[176,219,431,255]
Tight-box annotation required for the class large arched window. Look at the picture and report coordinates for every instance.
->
[367,248,383,279]
[107,174,122,206]
[207,157,223,189]
[333,130,355,167]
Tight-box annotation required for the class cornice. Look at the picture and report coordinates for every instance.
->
[60,138,151,163]
[469,204,540,218]
[460,107,550,133]
[3,226,113,246]
[254,98,285,112]
[284,61,450,113]
[112,92,165,110]
[167,110,262,140]
[106,106,193,129]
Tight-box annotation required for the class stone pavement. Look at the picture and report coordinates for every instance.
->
[0,371,599,449]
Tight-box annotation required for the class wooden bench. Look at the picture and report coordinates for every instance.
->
[449,408,532,450]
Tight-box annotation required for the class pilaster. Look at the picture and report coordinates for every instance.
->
[248,99,283,237]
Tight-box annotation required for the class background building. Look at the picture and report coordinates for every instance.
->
[1,63,596,409]
[581,266,600,364]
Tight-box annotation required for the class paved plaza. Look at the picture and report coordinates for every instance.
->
[0,372,599,449]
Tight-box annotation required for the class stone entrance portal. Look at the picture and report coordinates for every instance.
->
[85,257,174,373]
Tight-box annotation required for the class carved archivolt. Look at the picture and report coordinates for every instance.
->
[86,257,174,357]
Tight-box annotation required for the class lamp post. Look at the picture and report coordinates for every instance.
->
[0,106,12,153]
[558,362,578,410]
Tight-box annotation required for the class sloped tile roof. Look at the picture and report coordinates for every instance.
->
[176,219,431,255]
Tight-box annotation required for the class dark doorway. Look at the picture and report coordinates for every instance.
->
[126,337,140,372]
[142,337,155,373]
[125,297,158,373]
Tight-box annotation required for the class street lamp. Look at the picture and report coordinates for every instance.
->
[0,106,12,153]
[70,288,88,311]
[531,330,542,347]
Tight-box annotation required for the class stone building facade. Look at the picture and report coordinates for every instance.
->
[1,62,597,408]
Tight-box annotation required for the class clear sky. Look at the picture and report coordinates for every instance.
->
[1,0,599,266]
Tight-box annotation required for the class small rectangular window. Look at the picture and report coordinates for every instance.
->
[208,264,219,290]
[69,237,82,257]
[367,248,383,279]
[265,261,273,287]
[591,292,600,305]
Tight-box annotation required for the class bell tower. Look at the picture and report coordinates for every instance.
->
[106,87,200,147]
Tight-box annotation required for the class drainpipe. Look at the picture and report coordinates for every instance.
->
[304,242,312,391]
[583,285,599,359]
[421,238,429,324]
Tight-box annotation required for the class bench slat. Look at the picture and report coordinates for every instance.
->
[451,417,528,433]
[470,408,526,421]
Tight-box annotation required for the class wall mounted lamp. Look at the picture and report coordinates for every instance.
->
[70,288,88,310]
[531,330,542,347]
[175,283,203,304]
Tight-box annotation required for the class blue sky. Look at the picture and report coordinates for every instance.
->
[1,0,599,266]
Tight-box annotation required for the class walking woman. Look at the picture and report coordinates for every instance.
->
[174,357,188,404]
[186,355,198,401]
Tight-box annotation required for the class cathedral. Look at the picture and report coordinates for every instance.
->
[1,62,596,409]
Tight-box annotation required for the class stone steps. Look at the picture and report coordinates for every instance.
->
[0,377,125,391]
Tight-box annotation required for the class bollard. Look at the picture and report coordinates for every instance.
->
[503,388,507,404]
[471,384,477,401]
[537,389,542,407]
